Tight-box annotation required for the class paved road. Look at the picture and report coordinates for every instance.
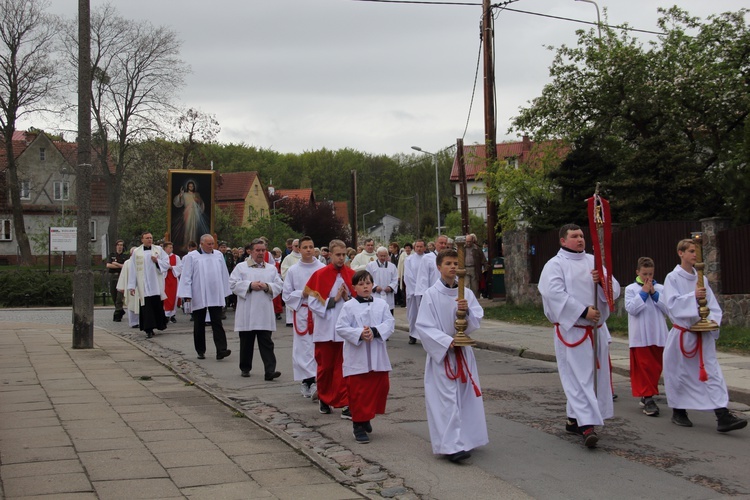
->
[3,307,748,499]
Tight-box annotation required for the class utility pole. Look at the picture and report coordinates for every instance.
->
[351,170,358,248]
[456,138,470,235]
[483,0,499,264]
[73,0,94,348]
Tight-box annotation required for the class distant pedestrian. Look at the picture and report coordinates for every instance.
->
[366,247,398,315]
[105,239,127,322]
[403,239,426,344]
[336,270,395,444]
[162,242,182,323]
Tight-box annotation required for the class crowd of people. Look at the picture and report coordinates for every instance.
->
[104,224,745,463]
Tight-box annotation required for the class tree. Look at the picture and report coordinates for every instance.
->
[0,0,59,265]
[175,107,220,169]
[443,211,486,240]
[511,7,748,225]
[274,196,349,248]
[62,4,188,246]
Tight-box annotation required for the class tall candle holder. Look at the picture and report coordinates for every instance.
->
[689,232,719,332]
[453,236,476,347]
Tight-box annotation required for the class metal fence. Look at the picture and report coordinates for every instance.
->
[717,224,750,295]
[529,221,702,286]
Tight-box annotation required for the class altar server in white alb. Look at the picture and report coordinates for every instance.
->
[624,257,669,417]
[336,270,395,444]
[662,238,747,432]
[416,249,487,463]
[230,238,284,380]
[282,236,325,397]
[365,247,399,315]
[403,239,426,344]
[414,234,449,298]
[538,224,621,448]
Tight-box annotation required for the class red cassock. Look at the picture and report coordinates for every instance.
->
[163,253,179,312]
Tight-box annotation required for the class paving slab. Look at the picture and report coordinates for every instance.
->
[2,472,92,497]
[92,478,182,499]
[181,481,274,499]
[166,463,250,488]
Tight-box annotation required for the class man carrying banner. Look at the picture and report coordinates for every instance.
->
[538,223,620,448]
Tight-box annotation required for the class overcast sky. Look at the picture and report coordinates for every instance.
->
[33,0,744,157]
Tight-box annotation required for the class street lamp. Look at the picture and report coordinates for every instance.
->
[411,146,441,235]
[272,195,289,213]
[575,0,601,39]
[362,210,375,235]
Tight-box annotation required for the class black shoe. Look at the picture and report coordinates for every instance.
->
[353,424,370,444]
[364,421,372,433]
[276,313,281,320]
[565,418,582,435]
[216,349,232,360]
[319,401,331,414]
[448,450,471,463]
[643,398,660,417]
[190,315,194,322]
[285,323,292,327]
[341,406,352,420]
[169,316,176,323]
[241,371,250,378]
[197,353,205,360]
[716,410,748,432]
[582,427,598,448]
[146,330,154,339]
[264,371,281,381]
[671,409,693,427]
[408,337,417,345]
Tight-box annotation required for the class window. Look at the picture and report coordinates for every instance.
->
[0,219,11,241]
[39,148,46,161]
[89,220,97,241]
[255,184,259,195]
[53,181,69,201]
[260,208,265,218]
[20,181,31,200]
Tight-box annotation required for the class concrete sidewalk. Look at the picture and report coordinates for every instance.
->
[393,300,750,406]
[0,322,364,500]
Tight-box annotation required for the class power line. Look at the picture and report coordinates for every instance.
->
[350,0,667,36]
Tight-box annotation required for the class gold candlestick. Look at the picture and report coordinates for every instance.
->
[453,236,476,347]
[690,232,719,332]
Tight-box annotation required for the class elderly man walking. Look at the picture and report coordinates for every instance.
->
[178,234,232,360]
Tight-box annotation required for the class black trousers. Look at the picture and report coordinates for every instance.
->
[192,306,228,355]
[139,295,167,332]
[239,330,276,375]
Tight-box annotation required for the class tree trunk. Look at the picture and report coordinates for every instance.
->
[3,137,34,265]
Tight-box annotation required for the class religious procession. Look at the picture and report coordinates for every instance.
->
[103,189,746,470]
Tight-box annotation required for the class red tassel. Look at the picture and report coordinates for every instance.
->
[699,367,708,382]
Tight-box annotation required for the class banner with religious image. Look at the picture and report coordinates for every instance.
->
[167,170,215,256]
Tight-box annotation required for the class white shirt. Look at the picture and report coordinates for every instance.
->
[336,297,395,377]
[229,261,283,332]
[177,250,231,310]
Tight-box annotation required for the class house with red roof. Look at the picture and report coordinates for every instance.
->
[215,171,270,227]
[450,136,568,222]
[275,188,316,206]
[0,131,112,264]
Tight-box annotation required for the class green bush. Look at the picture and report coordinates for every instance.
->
[0,270,74,307]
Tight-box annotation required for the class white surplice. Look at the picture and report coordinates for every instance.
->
[229,261,283,332]
[662,265,727,410]
[282,259,326,380]
[365,260,399,310]
[624,281,668,348]
[117,258,139,326]
[350,250,376,272]
[127,245,170,305]
[416,281,488,455]
[414,252,439,298]
[308,275,349,343]
[404,252,425,336]
[336,297,395,377]
[538,248,620,427]
[177,250,231,310]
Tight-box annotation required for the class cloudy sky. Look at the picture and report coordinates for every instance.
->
[35,0,743,156]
